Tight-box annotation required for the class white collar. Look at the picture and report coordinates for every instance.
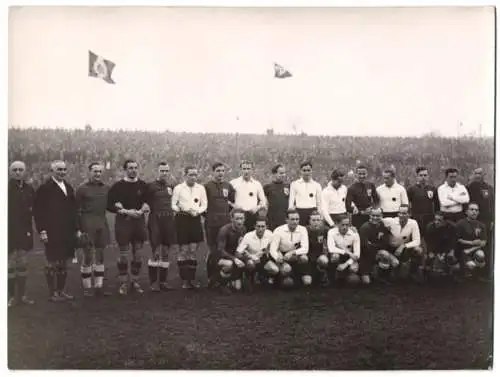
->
[52,176,65,185]
[123,177,138,183]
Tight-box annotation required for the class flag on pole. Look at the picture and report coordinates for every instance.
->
[274,62,292,79]
[89,50,116,84]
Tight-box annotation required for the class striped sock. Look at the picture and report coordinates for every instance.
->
[148,259,159,286]
[81,265,92,289]
[93,264,105,288]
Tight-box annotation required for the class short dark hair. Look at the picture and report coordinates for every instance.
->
[309,210,321,218]
[356,164,368,171]
[331,169,344,180]
[445,168,459,176]
[123,159,137,170]
[467,202,479,210]
[240,160,253,168]
[271,164,284,174]
[255,216,267,224]
[336,214,350,224]
[416,166,427,174]
[212,162,225,171]
[300,161,312,170]
[286,209,300,218]
[184,166,197,175]
[231,208,245,218]
[88,162,102,171]
[158,162,169,167]
[383,169,396,177]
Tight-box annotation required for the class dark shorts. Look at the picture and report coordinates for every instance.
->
[360,246,378,275]
[175,213,204,245]
[296,208,316,227]
[148,212,177,247]
[115,215,147,247]
[244,211,258,232]
[443,212,465,223]
[205,223,225,251]
[328,213,347,226]
[81,216,110,249]
[413,213,435,235]
[351,214,369,230]
[44,246,74,263]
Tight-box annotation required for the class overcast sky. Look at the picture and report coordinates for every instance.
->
[8,6,495,136]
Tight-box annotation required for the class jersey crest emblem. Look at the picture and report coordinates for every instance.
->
[475,228,482,237]
[317,235,324,243]
[482,189,489,198]
[284,187,289,196]
[427,190,434,199]
[366,188,372,197]
[222,188,229,198]
[167,187,173,195]
[378,232,384,240]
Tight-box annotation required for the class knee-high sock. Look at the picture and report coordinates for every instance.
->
[81,265,92,289]
[44,266,56,296]
[148,259,159,286]
[158,261,170,284]
[93,264,105,288]
[177,260,188,281]
[56,263,68,292]
[130,260,142,283]
[186,259,198,281]
[117,259,129,284]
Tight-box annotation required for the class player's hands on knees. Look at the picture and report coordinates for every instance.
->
[394,245,405,257]
[275,253,284,264]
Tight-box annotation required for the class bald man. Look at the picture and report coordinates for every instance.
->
[8,161,35,307]
[34,160,77,302]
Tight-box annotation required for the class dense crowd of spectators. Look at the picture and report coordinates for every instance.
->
[8,128,494,189]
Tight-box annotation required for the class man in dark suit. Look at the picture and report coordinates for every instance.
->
[8,161,36,307]
[34,160,77,302]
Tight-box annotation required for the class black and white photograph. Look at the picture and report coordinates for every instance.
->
[5,3,496,370]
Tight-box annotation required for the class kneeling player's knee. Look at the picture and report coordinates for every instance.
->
[465,260,477,270]
[264,261,279,276]
[361,274,371,285]
[474,250,486,267]
[347,273,360,285]
[220,269,232,279]
[301,274,312,286]
[297,255,309,264]
[317,254,329,269]
[218,259,233,273]
[377,259,392,271]
[280,262,293,277]
[349,262,359,274]
[330,253,341,264]
[281,276,294,288]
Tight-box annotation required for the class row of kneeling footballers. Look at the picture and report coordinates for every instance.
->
[201,206,490,291]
